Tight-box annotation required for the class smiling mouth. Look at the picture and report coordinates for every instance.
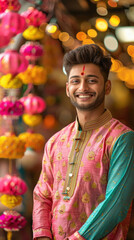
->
[75,93,96,98]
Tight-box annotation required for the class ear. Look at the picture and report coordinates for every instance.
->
[66,82,69,97]
[105,80,111,95]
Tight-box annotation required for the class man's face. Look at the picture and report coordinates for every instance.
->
[66,63,111,112]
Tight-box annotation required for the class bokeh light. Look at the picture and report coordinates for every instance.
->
[127,45,134,57]
[104,35,118,52]
[59,32,70,42]
[76,31,87,41]
[95,18,108,32]
[46,24,58,34]
[109,15,120,27]
[82,38,95,45]
[87,29,97,38]
[108,0,117,7]
[111,58,123,72]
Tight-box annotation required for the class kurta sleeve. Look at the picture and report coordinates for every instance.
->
[32,141,54,239]
[68,131,134,240]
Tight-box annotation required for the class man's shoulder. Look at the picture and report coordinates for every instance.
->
[111,117,133,132]
[48,121,75,142]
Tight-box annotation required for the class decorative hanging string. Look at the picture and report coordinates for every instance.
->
[9,159,12,175]
[7,231,12,240]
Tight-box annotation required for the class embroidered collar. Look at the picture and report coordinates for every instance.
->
[75,109,112,131]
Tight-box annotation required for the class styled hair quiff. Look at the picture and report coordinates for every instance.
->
[63,44,112,82]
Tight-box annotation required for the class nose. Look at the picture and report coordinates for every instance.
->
[79,80,89,91]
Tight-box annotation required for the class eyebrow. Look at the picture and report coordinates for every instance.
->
[69,74,99,79]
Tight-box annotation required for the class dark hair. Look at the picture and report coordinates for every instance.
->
[63,44,112,82]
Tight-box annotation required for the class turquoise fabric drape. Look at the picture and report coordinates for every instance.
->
[78,131,134,240]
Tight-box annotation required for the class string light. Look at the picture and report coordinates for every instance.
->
[109,15,120,27]
[76,31,87,41]
[59,32,70,42]
[127,45,134,57]
[95,18,108,32]
[82,39,95,45]
[87,29,97,38]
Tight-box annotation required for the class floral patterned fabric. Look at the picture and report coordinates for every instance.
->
[32,109,134,240]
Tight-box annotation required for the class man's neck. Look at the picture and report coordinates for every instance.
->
[76,106,105,130]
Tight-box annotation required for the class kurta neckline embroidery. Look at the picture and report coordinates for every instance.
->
[62,109,112,200]
[75,109,112,131]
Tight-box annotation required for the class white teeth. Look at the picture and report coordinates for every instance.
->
[78,95,90,98]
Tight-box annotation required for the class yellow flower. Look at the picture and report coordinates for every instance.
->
[23,26,45,40]
[0,195,22,208]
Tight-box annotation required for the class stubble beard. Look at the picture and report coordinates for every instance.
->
[69,89,105,111]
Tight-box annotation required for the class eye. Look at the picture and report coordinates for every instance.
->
[87,79,97,84]
[70,79,80,84]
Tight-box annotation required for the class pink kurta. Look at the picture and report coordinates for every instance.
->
[33,110,132,240]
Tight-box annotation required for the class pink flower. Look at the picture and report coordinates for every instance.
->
[0,100,24,116]
[0,175,27,195]
[0,210,27,231]
[21,7,47,27]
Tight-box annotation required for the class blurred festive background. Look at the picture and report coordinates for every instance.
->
[0,0,134,239]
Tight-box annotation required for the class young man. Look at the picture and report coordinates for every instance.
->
[32,44,134,240]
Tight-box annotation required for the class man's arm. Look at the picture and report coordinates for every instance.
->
[67,131,134,240]
[33,141,54,240]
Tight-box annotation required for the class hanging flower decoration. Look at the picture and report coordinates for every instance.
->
[0,100,24,116]
[0,30,11,48]
[18,65,47,85]
[22,114,43,127]
[20,41,44,61]
[0,175,27,209]
[0,135,25,159]
[0,175,27,196]
[20,94,46,114]
[21,7,47,41]
[0,11,27,37]
[0,50,29,75]
[21,7,47,27]
[23,25,45,40]
[0,74,23,89]
[19,132,45,151]
[0,195,22,209]
[0,210,27,231]
[0,0,21,13]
